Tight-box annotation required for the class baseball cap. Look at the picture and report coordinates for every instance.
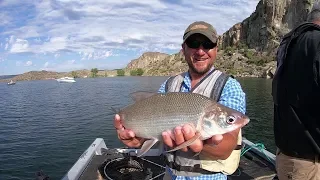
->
[183,21,218,44]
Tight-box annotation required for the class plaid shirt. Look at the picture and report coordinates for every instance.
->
[158,70,246,180]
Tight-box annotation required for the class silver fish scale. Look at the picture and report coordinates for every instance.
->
[119,92,215,140]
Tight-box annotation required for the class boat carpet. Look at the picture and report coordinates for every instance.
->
[78,148,277,180]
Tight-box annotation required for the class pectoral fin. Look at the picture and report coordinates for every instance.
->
[165,132,201,153]
[137,138,158,157]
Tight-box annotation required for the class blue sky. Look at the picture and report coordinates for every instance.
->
[0,0,259,75]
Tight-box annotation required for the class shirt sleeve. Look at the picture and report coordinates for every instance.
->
[218,77,246,114]
[316,44,320,86]
[158,79,169,93]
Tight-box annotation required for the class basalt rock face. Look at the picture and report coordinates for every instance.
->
[126,52,169,70]
[147,51,189,76]
[219,0,316,51]
[126,51,188,76]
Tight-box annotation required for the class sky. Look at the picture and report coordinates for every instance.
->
[0,0,259,75]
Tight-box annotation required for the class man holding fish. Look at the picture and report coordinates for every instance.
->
[114,21,248,180]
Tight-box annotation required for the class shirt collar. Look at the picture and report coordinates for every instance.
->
[183,66,215,90]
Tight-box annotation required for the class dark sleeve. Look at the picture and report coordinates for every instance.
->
[311,31,320,86]
[315,35,320,86]
[316,52,320,86]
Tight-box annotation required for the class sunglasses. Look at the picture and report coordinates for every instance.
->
[185,39,217,49]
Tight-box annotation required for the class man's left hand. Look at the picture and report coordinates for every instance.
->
[162,124,224,153]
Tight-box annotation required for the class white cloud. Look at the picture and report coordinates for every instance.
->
[16,60,34,66]
[16,61,22,66]
[35,36,67,53]
[10,38,30,53]
[7,36,15,44]
[0,0,23,7]
[25,61,33,66]
[67,60,75,64]
[79,50,113,60]
[44,62,49,68]
[1,0,259,56]
[42,59,85,72]
[105,51,112,58]
[0,12,12,26]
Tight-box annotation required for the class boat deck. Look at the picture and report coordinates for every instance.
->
[78,148,277,180]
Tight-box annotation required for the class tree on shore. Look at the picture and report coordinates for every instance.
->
[91,68,98,78]
[136,68,144,76]
[130,68,144,76]
[71,71,78,78]
[117,69,125,76]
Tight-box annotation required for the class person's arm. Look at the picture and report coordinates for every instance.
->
[316,43,320,86]
[202,77,246,159]
[202,129,240,160]
[317,57,320,86]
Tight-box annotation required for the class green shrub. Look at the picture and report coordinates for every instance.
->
[117,69,125,76]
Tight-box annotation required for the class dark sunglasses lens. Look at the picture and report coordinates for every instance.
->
[186,40,200,48]
[186,40,216,49]
[203,42,216,49]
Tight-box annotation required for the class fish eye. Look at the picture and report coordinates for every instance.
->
[204,120,212,127]
[227,116,236,124]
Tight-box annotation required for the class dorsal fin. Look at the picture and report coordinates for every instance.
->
[130,91,157,102]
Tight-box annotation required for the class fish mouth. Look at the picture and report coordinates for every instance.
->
[241,117,250,126]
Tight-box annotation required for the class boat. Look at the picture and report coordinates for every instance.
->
[7,80,16,85]
[58,137,278,180]
[56,77,76,83]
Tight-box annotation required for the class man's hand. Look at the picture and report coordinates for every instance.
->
[161,124,224,153]
[114,114,145,148]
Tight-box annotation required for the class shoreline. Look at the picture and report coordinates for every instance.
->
[0,75,272,84]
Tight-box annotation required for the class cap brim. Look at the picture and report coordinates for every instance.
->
[183,29,217,44]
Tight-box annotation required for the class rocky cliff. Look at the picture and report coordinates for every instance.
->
[220,0,316,51]
[146,51,189,76]
[126,52,169,70]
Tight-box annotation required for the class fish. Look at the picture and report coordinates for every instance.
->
[117,91,250,157]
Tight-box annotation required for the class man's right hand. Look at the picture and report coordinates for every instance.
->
[114,114,145,148]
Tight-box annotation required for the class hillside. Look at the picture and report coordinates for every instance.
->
[125,46,276,78]
[0,69,117,83]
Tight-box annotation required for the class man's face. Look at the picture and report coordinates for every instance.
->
[182,34,217,75]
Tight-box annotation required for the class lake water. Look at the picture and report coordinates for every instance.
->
[0,77,275,180]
